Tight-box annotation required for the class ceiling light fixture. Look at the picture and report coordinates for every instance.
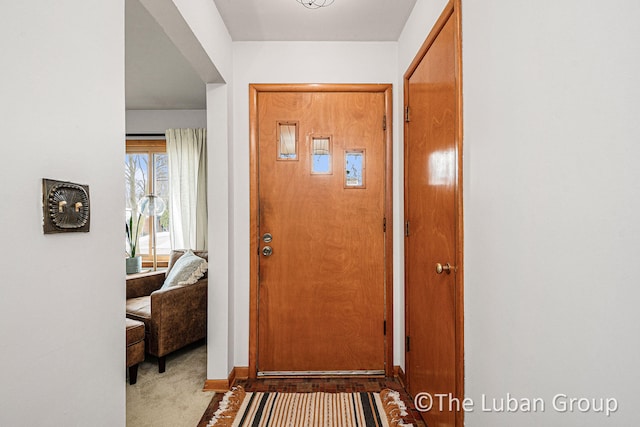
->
[296,0,334,9]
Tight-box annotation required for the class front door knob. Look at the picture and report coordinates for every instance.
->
[435,262,453,274]
[262,246,273,257]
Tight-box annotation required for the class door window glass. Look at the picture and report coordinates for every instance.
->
[277,122,298,160]
[311,136,331,174]
[345,150,365,188]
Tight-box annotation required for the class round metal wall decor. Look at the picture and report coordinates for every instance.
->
[43,179,91,233]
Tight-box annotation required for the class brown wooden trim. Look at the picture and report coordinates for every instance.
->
[249,83,394,378]
[203,366,250,392]
[227,366,250,388]
[403,45,411,397]
[203,379,230,392]
[125,139,166,152]
[248,85,260,378]
[394,365,407,389]
[383,86,394,377]
[249,83,392,93]
[403,1,464,427]
[453,4,465,427]
[232,366,250,385]
[403,3,455,81]
[141,260,169,269]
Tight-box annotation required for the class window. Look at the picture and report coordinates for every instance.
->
[125,140,170,267]
[310,136,332,174]
[277,121,298,160]
[344,149,365,188]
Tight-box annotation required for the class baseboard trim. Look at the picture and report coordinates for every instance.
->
[202,379,229,392]
[203,366,250,392]
[232,366,250,385]
[394,365,407,389]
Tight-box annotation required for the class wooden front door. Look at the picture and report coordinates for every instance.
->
[404,2,463,427]
[250,84,393,376]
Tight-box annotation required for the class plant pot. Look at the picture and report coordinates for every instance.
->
[126,256,142,274]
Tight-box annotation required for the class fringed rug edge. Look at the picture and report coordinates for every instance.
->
[206,386,247,427]
[379,388,414,427]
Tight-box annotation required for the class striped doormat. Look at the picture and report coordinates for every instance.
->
[207,386,413,427]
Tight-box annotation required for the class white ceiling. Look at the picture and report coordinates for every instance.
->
[125,0,417,110]
[213,0,417,42]
[125,0,206,110]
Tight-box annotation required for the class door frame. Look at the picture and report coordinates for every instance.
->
[403,0,464,425]
[248,83,394,378]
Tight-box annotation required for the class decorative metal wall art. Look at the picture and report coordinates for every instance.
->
[42,178,90,234]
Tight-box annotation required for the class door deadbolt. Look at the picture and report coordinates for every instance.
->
[263,233,273,243]
[262,246,273,257]
[435,262,453,274]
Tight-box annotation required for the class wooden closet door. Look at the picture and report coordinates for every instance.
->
[405,3,464,426]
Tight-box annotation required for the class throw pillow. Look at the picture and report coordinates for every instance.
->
[161,250,208,289]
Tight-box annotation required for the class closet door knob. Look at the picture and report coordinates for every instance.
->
[435,263,453,274]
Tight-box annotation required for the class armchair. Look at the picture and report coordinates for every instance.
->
[126,250,208,373]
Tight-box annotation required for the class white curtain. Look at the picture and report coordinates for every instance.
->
[166,128,208,251]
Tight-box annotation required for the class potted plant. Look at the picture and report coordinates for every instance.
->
[126,213,144,274]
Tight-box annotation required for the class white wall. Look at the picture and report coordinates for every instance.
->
[126,109,207,134]
[0,1,125,426]
[206,83,235,379]
[463,1,640,425]
[172,0,233,83]
[165,0,235,380]
[231,41,400,368]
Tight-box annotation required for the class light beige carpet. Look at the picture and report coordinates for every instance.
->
[127,341,215,427]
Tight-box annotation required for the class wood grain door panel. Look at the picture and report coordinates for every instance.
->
[254,88,390,374]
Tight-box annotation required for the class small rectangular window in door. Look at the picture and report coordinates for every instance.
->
[345,149,365,188]
[277,122,298,160]
[311,136,332,174]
